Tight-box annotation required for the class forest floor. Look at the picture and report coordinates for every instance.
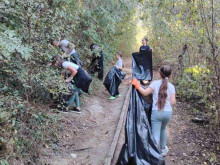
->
[41,58,220,165]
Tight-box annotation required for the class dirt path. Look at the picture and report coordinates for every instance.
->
[165,103,220,165]
[42,58,219,165]
[112,72,220,165]
[42,59,132,165]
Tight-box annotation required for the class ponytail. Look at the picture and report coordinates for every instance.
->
[157,66,172,110]
[157,78,168,110]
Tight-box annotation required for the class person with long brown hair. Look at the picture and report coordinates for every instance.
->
[131,65,176,156]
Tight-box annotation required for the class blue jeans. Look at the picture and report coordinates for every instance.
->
[66,85,80,108]
[151,110,172,148]
[71,52,82,66]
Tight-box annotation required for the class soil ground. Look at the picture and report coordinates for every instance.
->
[41,59,132,165]
[41,58,220,165]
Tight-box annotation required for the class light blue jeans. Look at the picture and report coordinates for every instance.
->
[67,85,80,108]
[151,110,172,149]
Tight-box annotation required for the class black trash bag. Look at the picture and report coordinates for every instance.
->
[132,51,153,81]
[74,67,92,93]
[116,86,165,165]
[103,67,126,96]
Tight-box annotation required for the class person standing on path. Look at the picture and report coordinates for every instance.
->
[89,44,104,81]
[139,37,151,53]
[139,37,152,85]
[108,51,123,100]
[52,39,82,66]
[132,65,176,156]
[115,51,123,70]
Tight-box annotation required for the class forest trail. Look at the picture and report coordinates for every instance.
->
[41,58,219,165]
[112,68,220,165]
[41,59,132,165]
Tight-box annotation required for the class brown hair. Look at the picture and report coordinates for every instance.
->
[157,65,172,110]
[52,55,63,67]
[143,37,148,42]
[117,51,122,57]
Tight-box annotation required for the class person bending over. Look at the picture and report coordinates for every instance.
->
[52,39,82,66]
[53,56,81,114]
[132,65,176,156]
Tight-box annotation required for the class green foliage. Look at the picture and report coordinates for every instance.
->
[139,0,220,117]
[176,65,215,112]
[0,0,139,164]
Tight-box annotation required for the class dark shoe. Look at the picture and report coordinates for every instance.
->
[59,107,69,114]
[70,107,81,114]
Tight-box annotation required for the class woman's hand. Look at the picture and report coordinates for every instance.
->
[131,79,153,96]
[65,78,72,83]
[131,79,141,89]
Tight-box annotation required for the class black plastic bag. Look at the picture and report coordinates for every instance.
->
[74,67,92,93]
[132,51,153,81]
[117,51,165,165]
[117,87,165,165]
[103,67,126,96]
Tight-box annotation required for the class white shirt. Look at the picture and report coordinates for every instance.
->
[60,40,76,54]
[60,40,69,53]
[116,58,123,68]
[62,61,79,70]
[149,80,175,111]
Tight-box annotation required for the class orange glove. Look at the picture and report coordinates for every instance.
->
[131,79,141,89]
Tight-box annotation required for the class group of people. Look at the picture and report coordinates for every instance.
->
[50,37,176,158]
[130,38,176,157]
[50,39,124,113]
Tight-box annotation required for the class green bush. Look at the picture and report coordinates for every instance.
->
[0,0,139,164]
[176,65,216,113]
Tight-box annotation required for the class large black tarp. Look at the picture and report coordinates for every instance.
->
[103,67,126,96]
[116,52,165,165]
[132,51,153,81]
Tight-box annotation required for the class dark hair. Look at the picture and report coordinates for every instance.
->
[90,43,96,50]
[52,55,63,67]
[143,37,148,42]
[49,38,54,45]
[117,51,122,57]
[157,65,172,110]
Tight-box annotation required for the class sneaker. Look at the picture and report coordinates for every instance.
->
[59,108,69,114]
[116,94,121,97]
[70,107,81,114]
[109,96,116,100]
[161,146,169,157]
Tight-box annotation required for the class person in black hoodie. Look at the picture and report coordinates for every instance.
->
[139,37,151,53]
[139,37,151,84]
[89,44,104,80]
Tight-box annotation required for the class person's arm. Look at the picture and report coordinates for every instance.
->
[65,66,78,82]
[118,67,123,70]
[131,79,153,96]
[138,86,153,96]
[170,93,176,106]
[62,53,69,58]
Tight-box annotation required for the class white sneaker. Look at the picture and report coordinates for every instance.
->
[161,146,169,156]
